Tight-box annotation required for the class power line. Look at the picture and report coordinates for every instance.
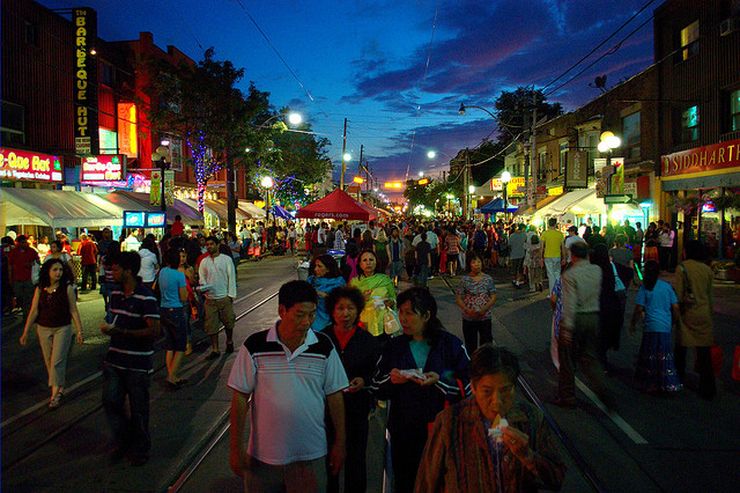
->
[231,0,314,102]
[541,0,657,92]
[544,13,655,97]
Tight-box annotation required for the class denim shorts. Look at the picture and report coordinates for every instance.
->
[161,307,187,352]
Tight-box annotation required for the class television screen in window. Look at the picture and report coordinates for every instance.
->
[123,211,145,228]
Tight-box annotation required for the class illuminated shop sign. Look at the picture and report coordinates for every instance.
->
[117,103,138,158]
[73,7,98,156]
[661,139,740,177]
[81,154,125,182]
[0,147,63,182]
[489,176,526,197]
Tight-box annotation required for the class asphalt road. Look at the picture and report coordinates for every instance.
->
[3,260,738,492]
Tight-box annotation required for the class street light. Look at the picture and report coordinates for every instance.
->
[343,152,352,162]
[598,131,621,224]
[151,144,170,214]
[501,170,512,219]
[260,176,275,226]
[287,112,303,125]
[426,150,437,159]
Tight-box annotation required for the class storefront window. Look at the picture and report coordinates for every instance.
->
[559,142,568,176]
[682,105,699,143]
[680,20,699,61]
[99,128,118,154]
[622,112,641,159]
[731,89,740,132]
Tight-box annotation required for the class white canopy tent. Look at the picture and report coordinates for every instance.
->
[1,188,122,231]
[238,200,266,219]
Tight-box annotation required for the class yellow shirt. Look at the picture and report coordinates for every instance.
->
[541,229,564,258]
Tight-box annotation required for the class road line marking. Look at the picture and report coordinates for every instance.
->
[234,287,262,305]
[575,377,648,445]
[1,371,102,429]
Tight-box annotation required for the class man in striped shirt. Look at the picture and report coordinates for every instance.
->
[100,251,160,466]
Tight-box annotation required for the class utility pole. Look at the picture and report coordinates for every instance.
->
[339,118,348,189]
[530,90,538,207]
[358,144,364,190]
[462,148,469,220]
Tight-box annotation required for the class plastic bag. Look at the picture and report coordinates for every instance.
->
[383,309,401,336]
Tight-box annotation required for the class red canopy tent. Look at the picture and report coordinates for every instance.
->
[296,189,377,221]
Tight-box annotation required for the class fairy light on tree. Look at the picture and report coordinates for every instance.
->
[186,130,222,213]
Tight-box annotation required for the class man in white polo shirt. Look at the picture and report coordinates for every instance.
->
[228,280,348,492]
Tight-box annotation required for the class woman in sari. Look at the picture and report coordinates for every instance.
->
[307,254,346,331]
[350,249,396,337]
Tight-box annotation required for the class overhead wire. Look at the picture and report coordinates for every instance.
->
[544,13,655,97]
[540,0,657,92]
[231,0,314,102]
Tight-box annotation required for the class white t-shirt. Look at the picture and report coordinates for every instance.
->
[564,234,586,262]
[198,253,237,299]
[227,325,348,465]
[138,249,159,283]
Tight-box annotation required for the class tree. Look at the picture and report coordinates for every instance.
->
[494,87,562,147]
[147,48,266,235]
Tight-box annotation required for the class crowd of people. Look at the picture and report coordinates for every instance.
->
[2,210,721,490]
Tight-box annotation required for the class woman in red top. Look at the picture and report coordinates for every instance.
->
[20,259,83,408]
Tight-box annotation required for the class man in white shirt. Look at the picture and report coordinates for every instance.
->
[229,280,348,492]
[564,226,586,263]
[198,236,237,359]
[317,223,327,247]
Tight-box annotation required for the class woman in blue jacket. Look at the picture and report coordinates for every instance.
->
[306,254,345,331]
[371,287,470,493]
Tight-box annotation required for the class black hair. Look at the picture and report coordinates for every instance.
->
[465,251,484,273]
[396,287,444,339]
[589,243,609,267]
[38,258,74,289]
[548,217,557,227]
[357,249,380,277]
[175,215,182,221]
[113,251,142,278]
[571,241,590,260]
[205,235,219,244]
[164,246,181,268]
[685,240,707,262]
[50,239,63,252]
[471,344,520,383]
[325,286,366,326]
[310,254,341,278]
[643,261,659,291]
[279,280,318,309]
[141,236,160,264]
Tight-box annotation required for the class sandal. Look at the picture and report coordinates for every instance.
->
[49,394,62,409]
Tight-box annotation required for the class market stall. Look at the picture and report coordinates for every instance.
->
[296,189,377,221]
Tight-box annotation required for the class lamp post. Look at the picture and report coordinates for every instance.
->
[501,170,512,220]
[598,131,621,225]
[468,184,476,219]
[151,142,170,214]
[260,175,274,226]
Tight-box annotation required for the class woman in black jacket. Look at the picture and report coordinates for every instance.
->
[371,287,470,493]
[323,286,380,493]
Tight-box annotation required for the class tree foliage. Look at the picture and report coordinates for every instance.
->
[494,87,562,147]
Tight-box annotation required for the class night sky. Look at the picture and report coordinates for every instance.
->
[40,0,656,189]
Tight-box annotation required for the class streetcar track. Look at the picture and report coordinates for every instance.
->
[1,288,265,432]
[168,276,605,493]
[2,289,280,472]
[439,275,607,493]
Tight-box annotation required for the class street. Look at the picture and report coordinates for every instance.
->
[3,257,738,492]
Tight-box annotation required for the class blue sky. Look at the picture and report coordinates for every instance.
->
[41,0,656,187]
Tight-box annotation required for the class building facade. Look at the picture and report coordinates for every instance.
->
[654,0,740,258]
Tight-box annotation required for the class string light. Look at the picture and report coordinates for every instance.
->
[186,130,222,213]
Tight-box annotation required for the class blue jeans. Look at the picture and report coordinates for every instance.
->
[102,365,151,457]
[414,264,430,287]
[544,257,562,294]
